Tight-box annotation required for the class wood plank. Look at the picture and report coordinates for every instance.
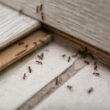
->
[0,0,110,54]
[0,35,78,110]
[0,30,52,71]
[0,4,40,49]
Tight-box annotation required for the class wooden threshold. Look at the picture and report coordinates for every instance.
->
[0,30,52,71]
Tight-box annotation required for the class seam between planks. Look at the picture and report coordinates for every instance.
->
[16,59,86,110]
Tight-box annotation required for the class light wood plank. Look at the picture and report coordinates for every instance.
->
[0,30,52,71]
[0,4,40,49]
[0,0,110,54]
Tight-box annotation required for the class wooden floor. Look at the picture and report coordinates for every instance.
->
[0,2,110,110]
[0,34,110,110]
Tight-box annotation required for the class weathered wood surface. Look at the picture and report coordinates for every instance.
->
[0,4,40,49]
[0,30,52,71]
[0,0,110,54]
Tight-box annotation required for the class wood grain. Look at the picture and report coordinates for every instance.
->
[0,4,40,50]
[0,30,52,71]
[0,0,110,54]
